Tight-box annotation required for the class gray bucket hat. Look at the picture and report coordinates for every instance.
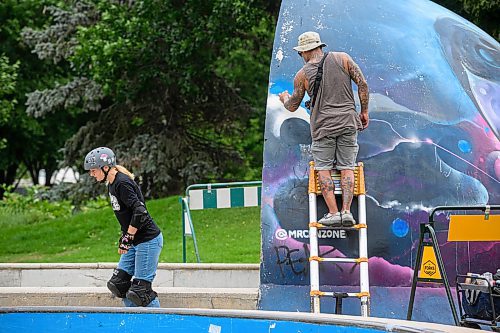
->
[293,31,327,52]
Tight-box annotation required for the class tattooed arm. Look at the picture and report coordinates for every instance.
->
[278,69,307,112]
[342,53,370,129]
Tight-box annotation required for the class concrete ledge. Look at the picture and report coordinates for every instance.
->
[0,287,258,310]
[0,263,259,270]
[0,263,259,288]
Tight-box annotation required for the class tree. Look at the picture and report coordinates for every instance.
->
[25,0,275,198]
[0,55,18,126]
[0,55,19,196]
[0,0,92,198]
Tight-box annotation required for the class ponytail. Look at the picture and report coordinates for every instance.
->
[114,165,135,180]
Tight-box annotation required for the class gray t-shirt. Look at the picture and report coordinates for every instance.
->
[303,52,362,141]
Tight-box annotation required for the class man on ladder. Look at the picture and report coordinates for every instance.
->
[279,31,371,316]
[278,31,369,226]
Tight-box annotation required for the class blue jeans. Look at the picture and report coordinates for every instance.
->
[117,233,163,307]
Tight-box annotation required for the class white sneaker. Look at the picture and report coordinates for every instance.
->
[319,212,342,226]
[341,211,356,227]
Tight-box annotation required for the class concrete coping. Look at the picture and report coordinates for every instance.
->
[0,307,476,333]
[0,263,260,270]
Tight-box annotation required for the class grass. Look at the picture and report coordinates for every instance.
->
[0,196,261,263]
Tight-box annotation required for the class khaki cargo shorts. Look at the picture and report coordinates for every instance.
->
[311,128,359,171]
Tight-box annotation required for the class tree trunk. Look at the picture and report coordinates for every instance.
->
[45,168,55,186]
[0,164,19,199]
[26,164,39,186]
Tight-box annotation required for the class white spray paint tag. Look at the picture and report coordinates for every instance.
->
[208,324,221,333]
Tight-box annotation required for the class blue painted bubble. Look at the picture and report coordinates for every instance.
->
[392,218,409,238]
[270,81,293,95]
[458,139,472,153]
[269,84,283,95]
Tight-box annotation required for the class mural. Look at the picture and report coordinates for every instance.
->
[259,0,500,324]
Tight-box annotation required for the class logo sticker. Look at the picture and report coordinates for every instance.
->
[86,156,96,166]
[275,229,288,240]
[275,228,347,240]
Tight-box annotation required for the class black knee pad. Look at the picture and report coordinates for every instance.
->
[126,279,158,307]
[107,268,132,298]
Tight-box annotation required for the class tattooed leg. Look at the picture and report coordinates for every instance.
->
[340,170,355,212]
[318,170,339,214]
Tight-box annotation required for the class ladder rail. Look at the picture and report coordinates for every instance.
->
[308,164,321,313]
[315,292,370,298]
[308,161,370,316]
[358,193,370,316]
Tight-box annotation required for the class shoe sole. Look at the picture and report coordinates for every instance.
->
[320,218,342,227]
[126,290,143,306]
[107,281,126,298]
[341,218,356,227]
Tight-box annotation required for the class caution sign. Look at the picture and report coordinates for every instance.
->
[448,214,500,241]
[418,244,442,280]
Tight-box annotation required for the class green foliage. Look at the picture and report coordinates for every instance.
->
[56,0,274,197]
[22,1,104,117]
[15,0,276,201]
[26,77,104,118]
[185,204,261,263]
[0,196,261,263]
[0,185,73,222]
[0,0,93,192]
[0,181,110,225]
[0,55,19,125]
[22,2,99,64]
[461,0,499,40]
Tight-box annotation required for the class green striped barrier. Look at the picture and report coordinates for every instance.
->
[180,181,262,263]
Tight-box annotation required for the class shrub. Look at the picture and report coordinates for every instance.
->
[0,183,108,225]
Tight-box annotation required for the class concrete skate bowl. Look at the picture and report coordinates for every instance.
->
[0,307,473,332]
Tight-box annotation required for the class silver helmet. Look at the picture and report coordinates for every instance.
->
[84,147,116,170]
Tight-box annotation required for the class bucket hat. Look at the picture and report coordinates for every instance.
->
[293,31,327,52]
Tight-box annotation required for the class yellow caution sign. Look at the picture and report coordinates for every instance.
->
[448,215,500,241]
[418,245,442,280]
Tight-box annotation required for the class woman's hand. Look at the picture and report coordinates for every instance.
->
[118,232,135,254]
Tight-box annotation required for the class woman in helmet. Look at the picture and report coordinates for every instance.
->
[84,147,163,307]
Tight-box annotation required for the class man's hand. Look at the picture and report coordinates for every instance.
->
[343,53,369,126]
[278,91,291,105]
[118,232,135,254]
[279,70,307,112]
[360,111,369,130]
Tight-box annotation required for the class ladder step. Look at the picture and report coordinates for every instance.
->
[322,258,359,263]
[309,222,367,230]
[309,256,368,263]
[311,290,370,298]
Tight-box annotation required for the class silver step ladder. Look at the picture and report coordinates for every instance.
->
[308,161,370,316]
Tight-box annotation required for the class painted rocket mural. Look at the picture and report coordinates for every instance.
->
[258,0,499,324]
